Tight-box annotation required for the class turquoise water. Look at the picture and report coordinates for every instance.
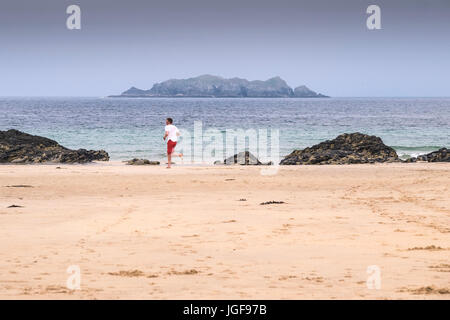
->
[0,97,449,163]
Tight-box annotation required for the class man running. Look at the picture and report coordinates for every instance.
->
[163,118,183,168]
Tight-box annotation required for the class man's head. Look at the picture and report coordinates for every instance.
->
[166,118,173,125]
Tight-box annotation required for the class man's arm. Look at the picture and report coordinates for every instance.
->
[163,131,168,140]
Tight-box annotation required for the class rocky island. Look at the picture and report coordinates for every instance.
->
[111,75,329,98]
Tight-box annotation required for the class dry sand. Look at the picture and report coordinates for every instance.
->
[0,162,449,299]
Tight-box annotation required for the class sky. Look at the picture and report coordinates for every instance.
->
[0,0,449,97]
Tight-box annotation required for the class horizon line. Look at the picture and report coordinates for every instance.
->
[1,95,450,99]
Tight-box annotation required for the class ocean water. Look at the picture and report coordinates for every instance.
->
[0,97,449,163]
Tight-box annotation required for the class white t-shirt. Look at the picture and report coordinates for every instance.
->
[165,124,180,142]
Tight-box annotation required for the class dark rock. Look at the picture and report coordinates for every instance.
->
[406,148,449,163]
[280,133,399,165]
[0,129,109,164]
[215,151,272,165]
[126,158,160,165]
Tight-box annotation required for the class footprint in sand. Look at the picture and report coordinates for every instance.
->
[107,270,159,278]
[407,245,447,251]
[5,185,33,188]
[428,264,450,272]
[400,286,450,295]
[167,269,200,275]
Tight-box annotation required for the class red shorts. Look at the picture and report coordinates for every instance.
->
[167,140,177,154]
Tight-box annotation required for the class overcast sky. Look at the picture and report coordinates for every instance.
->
[0,0,449,97]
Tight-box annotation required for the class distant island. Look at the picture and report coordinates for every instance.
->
[110,75,329,98]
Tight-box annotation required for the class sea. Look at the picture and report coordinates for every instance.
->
[1,97,449,163]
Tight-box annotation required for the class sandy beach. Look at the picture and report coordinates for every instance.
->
[0,162,449,300]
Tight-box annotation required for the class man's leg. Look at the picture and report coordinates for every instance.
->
[171,142,183,162]
[173,151,183,160]
[167,152,172,168]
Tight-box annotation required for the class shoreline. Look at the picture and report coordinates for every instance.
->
[0,159,447,167]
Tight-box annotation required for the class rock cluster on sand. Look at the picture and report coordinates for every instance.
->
[126,158,160,165]
[404,148,449,163]
[280,133,399,165]
[0,129,109,164]
[214,151,272,165]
